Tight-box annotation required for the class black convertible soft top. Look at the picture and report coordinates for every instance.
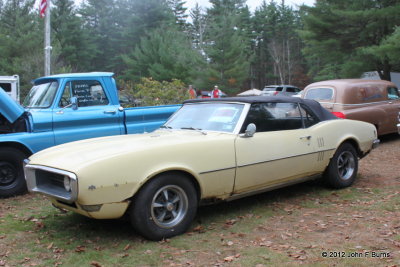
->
[184,96,337,121]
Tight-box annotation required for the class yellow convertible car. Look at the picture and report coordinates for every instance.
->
[24,97,379,240]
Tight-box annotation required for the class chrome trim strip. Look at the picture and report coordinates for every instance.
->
[199,148,335,174]
[318,100,399,107]
[24,163,78,203]
[227,173,322,201]
[237,148,335,168]
[199,166,236,175]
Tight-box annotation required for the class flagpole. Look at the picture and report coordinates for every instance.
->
[44,0,51,76]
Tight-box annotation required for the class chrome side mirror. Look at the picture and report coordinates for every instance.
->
[244,123,256,137]
[70,97,78,110]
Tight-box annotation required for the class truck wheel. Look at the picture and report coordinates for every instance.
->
[130,173,198,241]
[324,143,358,189]
[0,148,28,198]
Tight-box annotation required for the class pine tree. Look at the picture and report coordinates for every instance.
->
[0,0,43,92]
[189,4,207,52]
[204,0,251,94]
[300,0,400,81]
[78,0,124,72]
[251,1,305,88]
[167,0,188,30]
[122,27,204,84]
[121,0,175,51]
[52,0,94,71]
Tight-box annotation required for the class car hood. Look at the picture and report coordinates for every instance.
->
[0,87,25,123]
[28,129,234,172]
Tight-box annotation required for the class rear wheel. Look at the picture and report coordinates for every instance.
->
[324,143,358,189]
[0,148,28,198]
[130,173,198,240]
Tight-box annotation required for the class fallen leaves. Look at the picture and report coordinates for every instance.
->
[90,261,102,267]
[223,253,240,262]
[75,245,86,253]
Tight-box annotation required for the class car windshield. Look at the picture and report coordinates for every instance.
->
[304,87,334,101]
[164,103,245,133]
[23,81,59,108]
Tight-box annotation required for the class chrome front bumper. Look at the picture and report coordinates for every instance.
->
[372,139,380,149]
[24,160,78,203]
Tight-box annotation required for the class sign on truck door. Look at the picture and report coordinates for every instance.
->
[53,79,123,145]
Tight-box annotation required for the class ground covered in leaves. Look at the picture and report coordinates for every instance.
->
[0,134,399,267]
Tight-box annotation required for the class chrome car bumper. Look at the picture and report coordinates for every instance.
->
[24,160,78,203]
[397,123,400,135]
[372,139,380,149]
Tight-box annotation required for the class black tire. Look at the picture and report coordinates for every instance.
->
[0,148,28,198]
[324,143,358,189]
[130,173,198,241]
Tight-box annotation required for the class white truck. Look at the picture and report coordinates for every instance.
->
[0,75,20,102]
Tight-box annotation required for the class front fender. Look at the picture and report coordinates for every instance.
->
[0,130,55,154]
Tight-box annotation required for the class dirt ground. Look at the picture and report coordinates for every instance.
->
[0,134,399,267]
[235,133,400,266]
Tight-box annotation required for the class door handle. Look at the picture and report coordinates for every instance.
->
[104,110,117,114]
[300,135,311,140]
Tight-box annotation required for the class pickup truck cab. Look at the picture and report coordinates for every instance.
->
[0,72,179,197]
[302,79,400,136]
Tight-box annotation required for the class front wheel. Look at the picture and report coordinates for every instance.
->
[324,143,358,189]
[130,173,198,240]
[0,148,28,198]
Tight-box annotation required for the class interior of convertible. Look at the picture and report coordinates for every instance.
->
[240,102,320,133]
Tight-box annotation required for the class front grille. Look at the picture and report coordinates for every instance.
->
[36,170,65,188]
[24,163,78,203]
[34,169,72,200]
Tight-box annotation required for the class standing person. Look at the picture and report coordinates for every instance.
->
[188,85,197,99]
[211,85,222,98]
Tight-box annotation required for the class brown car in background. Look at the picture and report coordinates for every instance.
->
[302,79,400,136]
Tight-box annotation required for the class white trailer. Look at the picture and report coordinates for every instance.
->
[0,75,20,102]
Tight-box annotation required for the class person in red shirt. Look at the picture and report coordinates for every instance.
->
[211,85,221,98]
[188,85,197,99]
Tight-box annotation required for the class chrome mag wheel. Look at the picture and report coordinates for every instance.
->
[336,151,356,181]
[150,185,189,228]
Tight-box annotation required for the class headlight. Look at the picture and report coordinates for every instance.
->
[63,176,72,192]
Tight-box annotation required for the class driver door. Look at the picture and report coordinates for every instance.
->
[234,102,320,194]
[53,79,123,145]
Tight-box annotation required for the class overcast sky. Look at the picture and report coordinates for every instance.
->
[41,0,315,13]
[68,0,315,11]
[184,0,316,11]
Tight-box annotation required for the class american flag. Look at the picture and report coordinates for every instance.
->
[39,0,47,18]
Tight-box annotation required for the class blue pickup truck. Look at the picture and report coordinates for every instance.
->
[0,72,180,197]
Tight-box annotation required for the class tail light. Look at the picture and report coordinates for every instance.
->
[332,112,346,119]
[273,91,279,95]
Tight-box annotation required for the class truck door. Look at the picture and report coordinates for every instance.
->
[53,79,123,145]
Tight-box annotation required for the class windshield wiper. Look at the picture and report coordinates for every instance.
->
[181,127,200,130]
[160,125,173,129]
[181,127,207,135]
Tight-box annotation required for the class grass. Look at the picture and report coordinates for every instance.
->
[1,178,399,267]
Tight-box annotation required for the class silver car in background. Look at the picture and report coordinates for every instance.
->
[262,85,301,97]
